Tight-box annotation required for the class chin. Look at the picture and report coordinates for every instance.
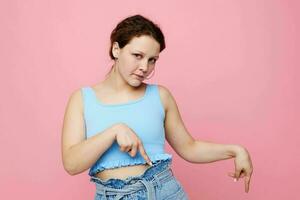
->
[130,79,144,87]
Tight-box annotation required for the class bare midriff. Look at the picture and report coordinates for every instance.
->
[95,163,152,181]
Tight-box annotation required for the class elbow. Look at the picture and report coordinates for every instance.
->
[62,147,83,176]
[178,140,197,162]
[63,165,78,176]
[62,155,81,176]
[63,160,78,176]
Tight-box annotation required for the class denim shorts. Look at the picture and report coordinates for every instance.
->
[90,158,189,200]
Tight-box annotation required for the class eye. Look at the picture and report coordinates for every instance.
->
[133,54,142,59]
[149,59,157,64]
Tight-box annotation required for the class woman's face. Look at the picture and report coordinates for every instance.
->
[112,35,160,85]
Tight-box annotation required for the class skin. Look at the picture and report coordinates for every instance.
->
[103,35,159,92]
[62,35,253,193]
[90,35,160,180]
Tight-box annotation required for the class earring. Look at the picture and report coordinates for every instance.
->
[145,68,155,80]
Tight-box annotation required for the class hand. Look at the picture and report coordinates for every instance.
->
[228,146,253,193]
[113,123,153,166]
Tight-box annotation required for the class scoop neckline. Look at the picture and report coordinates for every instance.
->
[88,84,150,107]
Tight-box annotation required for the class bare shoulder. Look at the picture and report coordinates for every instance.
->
[156,84,174,112]
[62,87,85,143]
[62,87,86,168]
[66,88,84,114]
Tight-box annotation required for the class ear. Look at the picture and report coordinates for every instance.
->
[112,42,120,59]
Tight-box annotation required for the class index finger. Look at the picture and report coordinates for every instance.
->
[245,174,251,193]
[138,142,153,166]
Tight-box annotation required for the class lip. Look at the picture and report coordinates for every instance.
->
[134,74,144,80]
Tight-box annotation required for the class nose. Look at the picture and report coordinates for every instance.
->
[138,60,149,73]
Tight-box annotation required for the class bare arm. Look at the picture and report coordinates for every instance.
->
[159,85,253,192]
[61,89,117,175]
[159,85,243,163]
[187,140,243,163]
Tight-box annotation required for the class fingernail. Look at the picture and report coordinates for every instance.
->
[149,162,153,166]
[234,178,237,182]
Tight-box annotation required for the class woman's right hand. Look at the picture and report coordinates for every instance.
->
[113,123,153,166]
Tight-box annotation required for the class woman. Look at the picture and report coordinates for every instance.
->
[61,14,253,200]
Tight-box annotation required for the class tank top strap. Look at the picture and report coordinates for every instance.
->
[146,83,166,118]
[80,86,98,115]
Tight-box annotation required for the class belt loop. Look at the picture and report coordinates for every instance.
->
[153,174,162,189]
[139,179,155,200]
[101,188,108,200]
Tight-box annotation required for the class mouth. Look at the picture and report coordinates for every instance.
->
[133,74,144,80]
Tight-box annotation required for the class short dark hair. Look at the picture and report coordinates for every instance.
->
[109,14,166,60]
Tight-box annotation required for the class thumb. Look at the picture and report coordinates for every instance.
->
[235,169,241,181]
[228,172,238,182]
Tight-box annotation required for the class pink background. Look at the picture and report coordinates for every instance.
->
[1,0,299,199]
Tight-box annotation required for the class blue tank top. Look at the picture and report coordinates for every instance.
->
[81,83,173,177]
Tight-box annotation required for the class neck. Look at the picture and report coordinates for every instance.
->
[102,64,143,93]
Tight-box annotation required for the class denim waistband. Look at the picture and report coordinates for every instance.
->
[90,158,173,200]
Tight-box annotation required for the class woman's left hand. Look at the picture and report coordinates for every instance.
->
[228,146,253,193]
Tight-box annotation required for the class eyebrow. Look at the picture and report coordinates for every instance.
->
[135,50,159,59]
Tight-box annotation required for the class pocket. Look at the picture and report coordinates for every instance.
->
[164,186,187,200]
[158,176,182,199]
[94,193,104,200]
[95,193,118,200]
